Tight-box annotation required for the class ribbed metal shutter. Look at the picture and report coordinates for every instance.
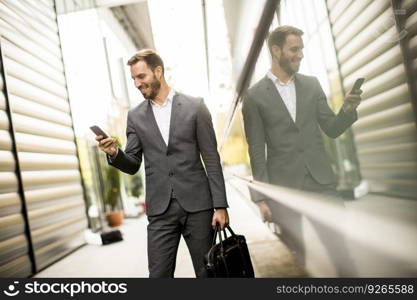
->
[0,0,87,276]
[327,0,417,198]
[0,60,32,277]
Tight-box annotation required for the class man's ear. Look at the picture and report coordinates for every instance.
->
[154,66,163,80]
[271,45,281,61]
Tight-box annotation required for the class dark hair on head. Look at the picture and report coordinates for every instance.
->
[267,25,304,53]
[127,49,164,75]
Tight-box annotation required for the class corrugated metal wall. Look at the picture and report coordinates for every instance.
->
[0,56,32,277]
[0,0,87,277]
[327,0,417,198]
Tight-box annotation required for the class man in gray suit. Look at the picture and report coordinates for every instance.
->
[242,25,361,220]
[242,26,361,276]
[96,49,229,278]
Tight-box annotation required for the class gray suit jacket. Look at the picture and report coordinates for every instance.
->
[108,92,228,216]
[242,73,357,193]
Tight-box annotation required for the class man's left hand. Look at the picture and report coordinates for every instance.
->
[343,90,362,112]
[212,208,229,230]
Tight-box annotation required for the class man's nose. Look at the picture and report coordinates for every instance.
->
[135,79,142,88]
[298,51,304,59]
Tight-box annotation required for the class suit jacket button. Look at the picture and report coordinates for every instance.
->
[169,172,174,177]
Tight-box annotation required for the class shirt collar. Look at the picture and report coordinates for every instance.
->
[150,89,176,107]
[267,70,294,86]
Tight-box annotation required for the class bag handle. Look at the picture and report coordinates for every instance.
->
[211,223,237,247]
[226,225,236,236]
[211,223,220,246]
[211,223,225,255]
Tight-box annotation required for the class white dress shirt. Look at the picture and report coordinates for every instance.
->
[110,89,175,159]
[150,88,175,146]
[267,71,297,122]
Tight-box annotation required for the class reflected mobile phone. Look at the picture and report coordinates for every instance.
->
[90,125,108,138]
[351,78,365,94]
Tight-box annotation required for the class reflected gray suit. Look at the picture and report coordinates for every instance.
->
[242,73,357,193]
[242,73,358,276]
[108,92,228,277]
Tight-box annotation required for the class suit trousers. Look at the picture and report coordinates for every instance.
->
[147,194,214,278]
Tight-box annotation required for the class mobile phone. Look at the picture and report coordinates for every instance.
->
[350,78,365,94]
[90,125,108,138]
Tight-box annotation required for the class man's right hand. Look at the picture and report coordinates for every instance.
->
[96,135,117,157]
[256,201,272,223]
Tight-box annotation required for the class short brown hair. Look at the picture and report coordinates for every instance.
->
[127,49,164,74]
[267,26,304,53]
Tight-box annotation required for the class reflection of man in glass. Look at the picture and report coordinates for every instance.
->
[242,25,362,276]
[242,25,362,220]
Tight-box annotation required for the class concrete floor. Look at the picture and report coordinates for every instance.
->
[35,181,306,278]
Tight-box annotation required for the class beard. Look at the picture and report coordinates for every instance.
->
[279,55,300,76]
[139,74,161,100]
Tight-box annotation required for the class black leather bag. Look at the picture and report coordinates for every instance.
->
[205,225,255,278]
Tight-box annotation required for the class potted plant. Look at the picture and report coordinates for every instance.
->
[124,171,145,215]
[129,172,143,198]
[103,137,124,227]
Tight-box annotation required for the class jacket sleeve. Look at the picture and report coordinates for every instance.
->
[242,92,270,203]
[107,112,143,175]
[242,92,269,183]
[315,77,358,138]
[196,99,228,208]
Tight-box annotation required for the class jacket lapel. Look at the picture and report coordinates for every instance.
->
[167,93,181,151]
[294,73,307,127]
[146,100,167,151]
[263,76,296,127]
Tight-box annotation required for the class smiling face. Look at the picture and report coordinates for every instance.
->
[272,34,304,76]
[130,60,162,100]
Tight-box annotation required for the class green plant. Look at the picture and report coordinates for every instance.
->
[104,136,122,212]
[104,165,121,211]
[122,164,143,198]
[130,172,143,198]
